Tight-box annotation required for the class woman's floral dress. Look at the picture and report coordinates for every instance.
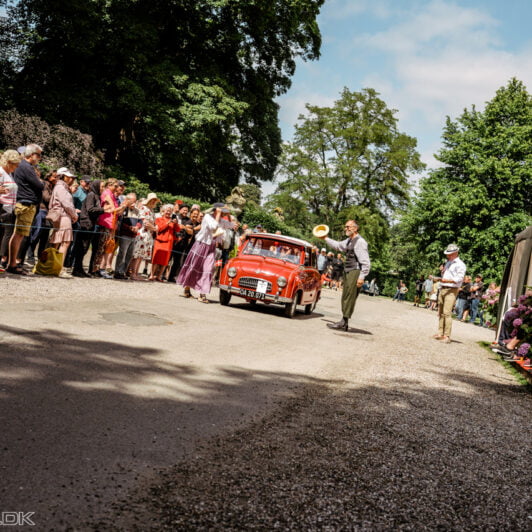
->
[133,205,155,260]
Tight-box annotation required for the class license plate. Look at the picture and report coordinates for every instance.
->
[239,288,266,300]
[256,280,268,294]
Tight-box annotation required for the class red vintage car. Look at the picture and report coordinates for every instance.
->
[218,233,321,318]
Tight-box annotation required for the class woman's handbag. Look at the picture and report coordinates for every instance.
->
[104,237,117,254]
[45,188,62,228]
[33,248,63,276]
[104,212,118,254]
[45,208,61,228]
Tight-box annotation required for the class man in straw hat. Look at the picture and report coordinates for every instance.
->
[318,220,370,331]
[433,243,466,343]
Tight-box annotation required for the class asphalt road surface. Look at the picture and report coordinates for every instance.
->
[1,276,530,530]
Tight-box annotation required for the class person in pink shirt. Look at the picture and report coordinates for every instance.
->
[90,178,131,279]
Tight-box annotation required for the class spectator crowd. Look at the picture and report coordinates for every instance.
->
[391,272,500,329]
[0,144,352,296]
[3,144,529,368]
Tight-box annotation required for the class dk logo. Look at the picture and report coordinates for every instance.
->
[0,512,35,526]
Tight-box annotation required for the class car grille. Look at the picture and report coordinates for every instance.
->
[238,277,273,292]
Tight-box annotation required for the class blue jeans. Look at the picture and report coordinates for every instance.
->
[455,298,466,319]
[469,298,480,323]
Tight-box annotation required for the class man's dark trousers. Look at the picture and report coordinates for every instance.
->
[342,269,361,319]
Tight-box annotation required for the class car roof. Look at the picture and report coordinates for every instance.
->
[249,232,313,248]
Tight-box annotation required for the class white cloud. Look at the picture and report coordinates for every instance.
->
[321,0,393,21]
[355,1,532,135]
[357,0,499,54]
[274,0,532,196]
[277,92,336,137]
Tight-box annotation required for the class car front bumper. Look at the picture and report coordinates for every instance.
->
[219,284,292,304]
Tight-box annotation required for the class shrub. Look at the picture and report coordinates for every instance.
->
[0,109,104,177]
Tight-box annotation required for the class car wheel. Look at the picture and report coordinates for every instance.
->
[304,300,317,315]
[284,293,299,318]
[219,289,232,306]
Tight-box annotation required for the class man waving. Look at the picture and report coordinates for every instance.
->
[319,220,371,331]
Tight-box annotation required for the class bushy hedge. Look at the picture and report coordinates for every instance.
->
[0,109,104,177]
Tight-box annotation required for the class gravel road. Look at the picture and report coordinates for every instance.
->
[1,274,530,530]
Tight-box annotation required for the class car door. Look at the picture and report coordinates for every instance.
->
[299,247,319,304]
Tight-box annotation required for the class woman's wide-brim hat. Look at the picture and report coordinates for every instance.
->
[312,224,329,238]
[142,192,160,205]
[205,202,231,215]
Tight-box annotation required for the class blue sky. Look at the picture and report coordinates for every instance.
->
[269,0,532,195]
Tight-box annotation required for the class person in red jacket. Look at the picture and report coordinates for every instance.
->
[150,204,181,281]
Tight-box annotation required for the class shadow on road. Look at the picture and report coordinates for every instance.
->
[108,372,532,531]
[0,323,334,529]
[2,323,529,530]
[228,301,325,320]
[322,318,373,335]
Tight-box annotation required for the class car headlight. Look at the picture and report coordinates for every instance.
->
[277,276,287,288]
[228,267,238,278]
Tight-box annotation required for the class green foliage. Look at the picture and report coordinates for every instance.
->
[380,276,400,298]
[105,165,210,209]
[269,87,423,274]
[238,184,262,206]
[241,205,306,240]
[397,79,532,281]
[264,190,316,232]
[273,87,424,225]
[2,0,325,201]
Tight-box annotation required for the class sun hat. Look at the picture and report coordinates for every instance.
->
[56,167,75,177]
[444,243,459,255]
[205,202,230,214]
[312,224,329,238]
[142,192,160,205]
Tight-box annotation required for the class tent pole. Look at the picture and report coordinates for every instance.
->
[495,286,512,343]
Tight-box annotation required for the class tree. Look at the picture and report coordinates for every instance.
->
[1,0,324,200]
[397,79,532,281]
[271,88,424,225]
[238,184,262,207]
[268,87,424,269]
[264,190,314,232]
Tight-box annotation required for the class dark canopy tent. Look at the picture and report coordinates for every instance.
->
[497,226,532,323]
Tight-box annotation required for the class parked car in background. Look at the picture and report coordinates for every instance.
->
[218,233,321,318]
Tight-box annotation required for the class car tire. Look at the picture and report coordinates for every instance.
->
[304,300,317,315]
[219,289,232,306]
[284,292,299,318]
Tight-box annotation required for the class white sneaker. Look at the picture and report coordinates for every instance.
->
[58,269,73,279]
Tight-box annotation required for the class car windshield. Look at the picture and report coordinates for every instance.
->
[242,238,302,264]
